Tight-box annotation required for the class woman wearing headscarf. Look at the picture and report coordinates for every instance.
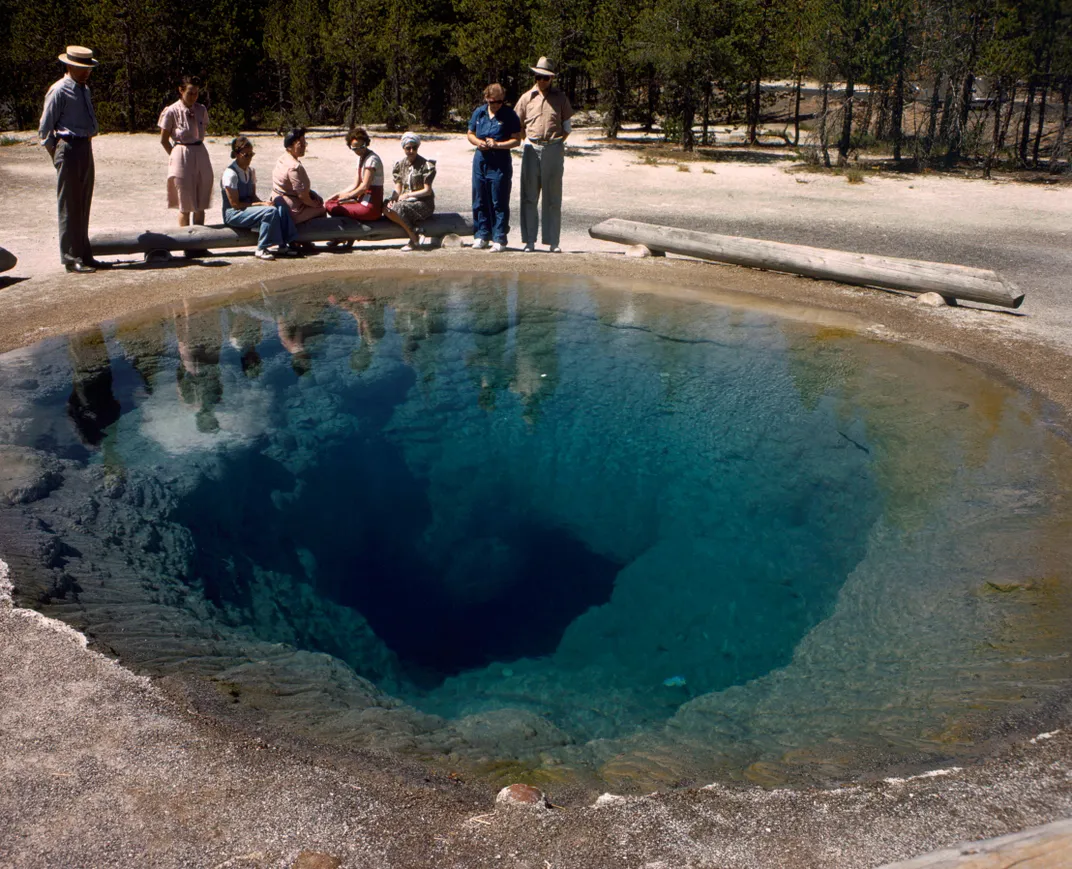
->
[220,135,299,260]
[384,132,435,251]
[466,83,521,252]
[272,127,326,224]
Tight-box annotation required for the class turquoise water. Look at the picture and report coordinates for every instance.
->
[2,273,1071,788]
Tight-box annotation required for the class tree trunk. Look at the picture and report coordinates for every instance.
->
[819,82,831,168]
[643,65,658,132]
[348,60,358,128]
[999,82,1017,149]
[983,79,1004,179]
[892,70,905,162]
[122,13,135,132]
[1032,80,1049,167]
[837,77,855,165]
[747,77,760,144]
[681,82,696,152]
[1019,78,1036,164]
[793,74,802,146]
[1049,80,1071,173]
[702,80,712,146]
[924,73,943,158]
[946,71,975,166]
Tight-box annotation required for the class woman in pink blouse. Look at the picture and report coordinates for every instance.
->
[272,128,326,225]
[158,75,214,228]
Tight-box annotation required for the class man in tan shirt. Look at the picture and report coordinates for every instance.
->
[515,57,573,252]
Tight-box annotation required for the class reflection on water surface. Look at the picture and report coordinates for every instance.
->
[1,272,1071,791]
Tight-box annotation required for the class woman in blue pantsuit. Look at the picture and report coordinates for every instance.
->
[466,84,521,252]
[220,136,299,261]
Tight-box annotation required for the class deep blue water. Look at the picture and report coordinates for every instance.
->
[4,274,1070,779]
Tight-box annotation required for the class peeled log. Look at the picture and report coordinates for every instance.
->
[589,219,1024,309]
[90,213,474,257]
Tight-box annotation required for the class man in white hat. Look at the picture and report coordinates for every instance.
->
[39,45,101,273]
[515,57,573,253]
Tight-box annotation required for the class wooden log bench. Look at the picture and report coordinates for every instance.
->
[90,213,474,260]
[589,218,1024,309]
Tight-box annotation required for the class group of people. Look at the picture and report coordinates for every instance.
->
[39,46,572,272]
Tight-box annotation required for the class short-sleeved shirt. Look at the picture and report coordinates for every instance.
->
[392,154,436,197]
[515,87,573,141]
[272,152,311,198]
[468,104,521,142]
[158,100,208,144]
[220,163,255,194]
[356,150,385,186]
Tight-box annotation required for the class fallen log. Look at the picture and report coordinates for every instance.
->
[589,218,1024,309]
[90,213,474,257]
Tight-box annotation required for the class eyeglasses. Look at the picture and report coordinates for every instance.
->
[487,99,503,105]
[350,142,368,150]
[534,75,551,82]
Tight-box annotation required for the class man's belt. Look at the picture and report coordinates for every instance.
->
[527,136,562,145]
[176,141,205,146]
[56,134,90,141]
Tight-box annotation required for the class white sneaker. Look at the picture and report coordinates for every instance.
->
[472,238,490,249]
[255,248,276,261]
[549,245,562,253]
[490,242,506,253]
[523,242,535,252]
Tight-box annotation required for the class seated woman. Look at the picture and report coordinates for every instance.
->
[272,127,326,225]
[221,136,299,260]
[384,132,435,251]
[325,127,384,221]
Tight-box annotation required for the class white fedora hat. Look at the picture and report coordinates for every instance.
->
[58,46,98,68]
[530,57,557,76]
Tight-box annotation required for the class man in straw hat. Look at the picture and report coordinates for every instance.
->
[515,56,573,253]
[39,45,102,273]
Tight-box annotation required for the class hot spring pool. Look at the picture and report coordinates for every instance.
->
[1,272,1071,791]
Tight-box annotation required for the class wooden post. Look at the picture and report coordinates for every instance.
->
[589,218,1024,309]
[89,213,475,257]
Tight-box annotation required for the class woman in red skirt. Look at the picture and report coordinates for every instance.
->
[325,127,384,221]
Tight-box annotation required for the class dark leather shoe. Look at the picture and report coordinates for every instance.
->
[84,258,112,270]
[65,261,96,274]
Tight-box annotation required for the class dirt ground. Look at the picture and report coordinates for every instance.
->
[1,128,1072,869]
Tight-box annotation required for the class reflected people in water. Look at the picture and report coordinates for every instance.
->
[173,301,224,433]
[66,328,121,445]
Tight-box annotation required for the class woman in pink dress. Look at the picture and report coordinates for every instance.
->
[271,128,326,225]
[158,75,214,228]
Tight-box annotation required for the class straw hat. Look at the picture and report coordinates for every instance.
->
[530,57,556,77]
[58,46,98,68]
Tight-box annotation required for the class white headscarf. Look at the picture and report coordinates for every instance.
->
[400,132,421,149]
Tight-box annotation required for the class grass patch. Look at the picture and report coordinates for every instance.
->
[845,167,865,184]
[702,167,717,175]
[0,135,20,147]
[676,163,690,172]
